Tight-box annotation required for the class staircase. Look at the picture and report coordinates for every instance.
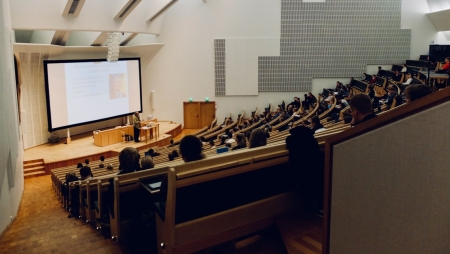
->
[23,159,46,178]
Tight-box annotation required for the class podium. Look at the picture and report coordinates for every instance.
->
[93,126,133,147]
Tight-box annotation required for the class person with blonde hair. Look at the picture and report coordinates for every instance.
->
[140,156,154,170]
[249,129,267,148]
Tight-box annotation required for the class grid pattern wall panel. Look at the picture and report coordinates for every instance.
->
[214,0,411,93]
[427,0,450,12]
[214,39,226,96]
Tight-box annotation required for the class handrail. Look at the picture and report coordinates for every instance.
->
[322,86,450,254]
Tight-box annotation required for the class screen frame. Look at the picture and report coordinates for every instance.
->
[43,57,143,132]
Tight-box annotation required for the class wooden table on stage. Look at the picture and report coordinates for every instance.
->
[93,126,133,147]
[140,123,159,143]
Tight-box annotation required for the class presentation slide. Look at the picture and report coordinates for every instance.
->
[44,58,142,131]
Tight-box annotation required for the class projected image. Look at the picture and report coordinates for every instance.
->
[44,58,142,131]
[109,73,127,99]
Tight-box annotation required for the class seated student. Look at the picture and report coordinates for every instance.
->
[288,97,301,109]
[401,64,408,73]
[302,94,310,110]
[278,111,290,131]
[117,147,141,175]
[349,94,377,126]
[172,150,179,158]
[106,164,114,170]
[361,73,367,81]
[310,116,325,133]
[168,153,175,161]
[391,69,402,83]
[168,139,175,147]
[232,133,247,151]
[140,156,155,170]
[334,81,343,92]
[399,73,414,91]
[226,132,235,144]
[436,57,450,73]
[84,159,89,165]
[404,84,432,104]
[249,129,267,148]
[347,77,355,87]
[179,135,205,162]
[99,155,105,168]
[147,148,161,157]
[79,166,93,181]
[76,162,83,169]
[381,86,397,108]
[377,66,382,76]
[208,140,216,149]
[369,75,377,85]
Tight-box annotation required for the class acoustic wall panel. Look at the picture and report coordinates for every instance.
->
[214,0,411,94]
[214,39,226,96]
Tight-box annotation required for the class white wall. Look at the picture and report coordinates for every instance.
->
[402,0,438,58]
[143,0,282,124]
[0,0,24,236]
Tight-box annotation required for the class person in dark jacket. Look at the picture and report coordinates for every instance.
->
[286,126,323,217]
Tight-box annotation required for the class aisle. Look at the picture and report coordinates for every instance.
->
[0,176,124,254]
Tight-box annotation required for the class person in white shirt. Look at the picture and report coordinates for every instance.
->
[402,73,413,85]
[401,64,407,73]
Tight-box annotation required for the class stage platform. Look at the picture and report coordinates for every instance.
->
[24,121,182,174]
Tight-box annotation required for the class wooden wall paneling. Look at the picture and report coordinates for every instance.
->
[184,102,200,129]
[200,102,216,128]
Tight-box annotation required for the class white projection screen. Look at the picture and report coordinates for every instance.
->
[44,58,142,132]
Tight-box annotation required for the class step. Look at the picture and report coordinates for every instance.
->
[24,161,44,169]
[24,166,45,173]
[24,171,47,179]
[23,159,44,165]
[275,210,323,254]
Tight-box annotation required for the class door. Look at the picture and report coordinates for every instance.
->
[183,102,200,129]
[200,102,216,128]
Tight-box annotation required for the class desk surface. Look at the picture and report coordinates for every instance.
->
[419,71,449,79]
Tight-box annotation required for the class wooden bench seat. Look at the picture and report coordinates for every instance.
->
[153,143,300,254]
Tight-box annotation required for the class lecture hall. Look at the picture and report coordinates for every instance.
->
[1,0,450,253]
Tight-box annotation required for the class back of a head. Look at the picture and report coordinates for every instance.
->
[236,133,247,147]
[79,166,91,179]
[76,163,83,168]
[119,147,140,173]
[209,140,215,146]
[249,129,267,148]
[106,164,114,170]
[140,156,154,170]
[311,116,321,126]
[349,94,372,115]
[100,155,105,162]
[170,139,174,145]
[404,84,432,103]
[148,148,155,155]
[343,116,353,124]
[85,159,89,165]
[179,135,203,162]
[168,153,175,161]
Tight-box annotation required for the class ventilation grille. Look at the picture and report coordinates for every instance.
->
[68,0,80,14]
